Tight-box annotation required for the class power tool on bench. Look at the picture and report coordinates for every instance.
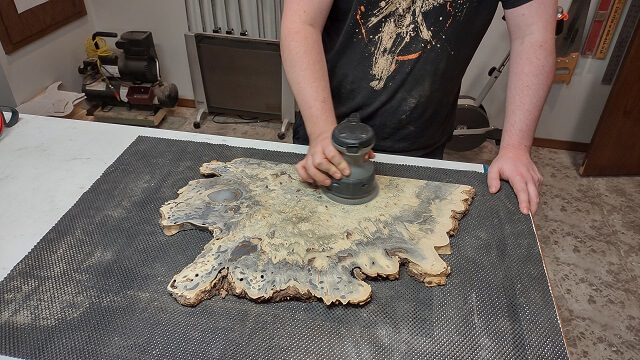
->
[78,31,178,114]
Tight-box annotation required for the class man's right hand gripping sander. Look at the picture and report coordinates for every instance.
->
[321,113,379,205]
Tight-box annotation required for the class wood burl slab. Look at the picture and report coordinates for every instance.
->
[160,158,474,306]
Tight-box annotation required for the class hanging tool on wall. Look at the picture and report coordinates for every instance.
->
[594,0,628,59]
[602,0,640,84]
[581,0,628,57]
[555,0,591,84]
[582,0,616,56]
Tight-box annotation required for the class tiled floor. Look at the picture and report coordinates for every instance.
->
[159,107,639,359]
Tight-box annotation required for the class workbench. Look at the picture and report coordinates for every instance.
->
[0,115,564,360]
[0,115,484,282]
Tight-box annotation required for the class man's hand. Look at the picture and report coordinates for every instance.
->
[487,147,543,216]
[296,133,349,186]
[295,133,375,186]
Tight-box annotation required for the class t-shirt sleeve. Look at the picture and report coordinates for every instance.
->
[501,0,533,10]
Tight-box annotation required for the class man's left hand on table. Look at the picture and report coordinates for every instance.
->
[487,146,543,216]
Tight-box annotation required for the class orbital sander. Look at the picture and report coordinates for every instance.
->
[321,113,379,205]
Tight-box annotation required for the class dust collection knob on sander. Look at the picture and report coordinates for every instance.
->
[321,113,379,205]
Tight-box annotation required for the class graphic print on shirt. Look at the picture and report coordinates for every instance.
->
[356,0,468,90]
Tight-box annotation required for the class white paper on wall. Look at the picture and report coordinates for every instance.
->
[13,0,48,14]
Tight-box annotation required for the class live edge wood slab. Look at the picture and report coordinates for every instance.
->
[160,159,475,306]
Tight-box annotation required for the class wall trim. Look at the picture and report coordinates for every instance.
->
[532,137,590,152]
[177,98,196,108]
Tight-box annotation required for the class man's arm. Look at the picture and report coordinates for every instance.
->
[487,0,557,216]
[282,0,363,186]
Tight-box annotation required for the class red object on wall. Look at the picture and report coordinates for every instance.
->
[583,0,615,56]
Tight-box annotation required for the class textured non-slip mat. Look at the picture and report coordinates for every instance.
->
[0,136,567,359]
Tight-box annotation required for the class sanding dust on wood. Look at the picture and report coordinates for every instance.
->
[160,158,474,306]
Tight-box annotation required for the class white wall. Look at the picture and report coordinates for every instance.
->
[86,0,193,99]
[461,1,630,143]
[0,10,95,105]
[0,62,16,107]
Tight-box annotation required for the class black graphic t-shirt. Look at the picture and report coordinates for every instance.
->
[293,0,531,156]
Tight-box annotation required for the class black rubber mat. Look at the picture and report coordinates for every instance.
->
[0,136,567,359]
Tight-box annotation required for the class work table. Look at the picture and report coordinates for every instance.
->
[0,115,484,282]
[2,115,564,360]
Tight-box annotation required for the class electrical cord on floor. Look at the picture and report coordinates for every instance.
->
[211,113,272,124]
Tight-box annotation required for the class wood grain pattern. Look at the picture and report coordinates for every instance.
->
[0,0,86,54]
[160,159,475,306]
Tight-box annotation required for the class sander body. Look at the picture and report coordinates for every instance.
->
[321,113,379,205]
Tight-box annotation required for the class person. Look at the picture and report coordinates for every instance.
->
[280,0,556,216]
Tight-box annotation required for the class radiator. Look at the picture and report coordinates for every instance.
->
[184,1,294,139]
[185,0,283,40]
